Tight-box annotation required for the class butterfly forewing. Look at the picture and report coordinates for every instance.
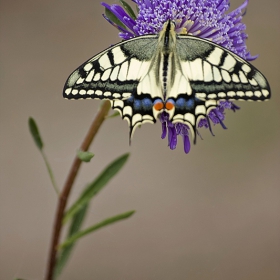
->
[176,36,270,102]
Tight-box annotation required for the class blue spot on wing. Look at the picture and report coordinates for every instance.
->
[175,98,186,109]
[186,99,195,109]
[175,98,195,110]
[142,98,153,110]
[134,99,142,110]
[125,96,153,111]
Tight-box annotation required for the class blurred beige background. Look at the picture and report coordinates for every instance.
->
[1,0,279,279]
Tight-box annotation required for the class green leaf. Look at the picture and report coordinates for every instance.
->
[28,117,59,194]
[105,7,127,29]
[77,150,94,162]
[106,111,120,119]
[63,153,130,224]
[54,204,89,278]
[119,0,137,20]
[60,210,135,249]
[28,117,43,150]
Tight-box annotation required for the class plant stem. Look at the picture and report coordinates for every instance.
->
[41,150,60,195]
[45,100,111,280]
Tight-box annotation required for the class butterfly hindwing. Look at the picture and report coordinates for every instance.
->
[111,93,157,137]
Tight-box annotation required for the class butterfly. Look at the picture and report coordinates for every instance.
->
[63,20,271,143]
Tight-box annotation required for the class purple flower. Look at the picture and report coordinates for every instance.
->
[102,0,255,153]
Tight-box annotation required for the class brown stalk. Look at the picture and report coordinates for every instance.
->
[45,100,111,280]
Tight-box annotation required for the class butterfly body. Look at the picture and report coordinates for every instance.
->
[64,21,270,142]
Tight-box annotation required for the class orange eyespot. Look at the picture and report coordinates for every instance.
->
[154,102,164,111]
[165,101,174,110]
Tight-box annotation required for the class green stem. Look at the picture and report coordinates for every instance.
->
[41,150,59,195]
[45,100,111,280]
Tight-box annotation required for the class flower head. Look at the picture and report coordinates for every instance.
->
[102,0,256,153]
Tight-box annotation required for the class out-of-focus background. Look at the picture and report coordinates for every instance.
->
[1,0,279,279]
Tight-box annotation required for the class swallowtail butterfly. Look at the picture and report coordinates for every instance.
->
[63,20,271,143]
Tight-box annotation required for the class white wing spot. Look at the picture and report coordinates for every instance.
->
[213,67,222,82]
[262,89,269,97]
[84,63,93,71]
[203,61,213,82]
[185,61,193,80]
[132,114,142,126]
[254,91,262,98]
[79,89,86,95]
[76,77,85,85]
[239,71,248,84]
[65,88,72,95]
[222,54,236,71]
[118,61,129,81]
[208,93,217,99]
[143,115,154,121]
[196,93,206,100]
[93,73,101,81]
[85,70,95,82]
[236,91,245,97]
[72,89,78,95]
[195,105,206,115]
[112,47,127,64]
[221,70,231,83]
[184,113,195,125]
[95,90,102,96]
[110,66,119,81]
[232,74,240,83]
[205,100,217,107]
[191,58,203,81]
[227,91,236,97]
[249,79,258,86]
[242,64,251,73]
[113,93,121,98]
[87,90,94,95]
[99,54,111,69]
[123,106,133,116]
[206,47,223,66]
[245,91,253,97]
[122,93,131,98]
[127,58,141,80]
[172,113,183,121]
[218,92,227,98]
[104,91,111,97]
[101,69,111,81]
[114,100,124,108]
